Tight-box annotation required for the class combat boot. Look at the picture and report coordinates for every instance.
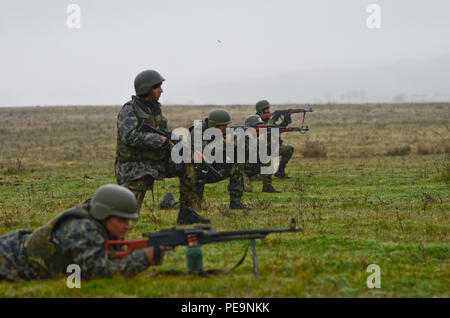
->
[262,185,281,193]
[177,208,211,225]
[229,199,253,210]
[274,162,291,179]
[158,193,179,209]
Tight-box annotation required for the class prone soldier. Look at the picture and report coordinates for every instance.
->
[0,185,164,282]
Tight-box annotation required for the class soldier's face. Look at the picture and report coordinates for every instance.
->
[217,125,228,133]
[149,84,163,102]
[105,216,131,239]
[263,108,270,113]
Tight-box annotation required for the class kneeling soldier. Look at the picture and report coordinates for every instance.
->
[255,100,294,179]
[186,109,252,211]
[115,69,209,224]
[242,114,281,193]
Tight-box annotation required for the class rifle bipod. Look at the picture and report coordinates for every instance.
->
[187,239,261,278]
[146,240,260,278]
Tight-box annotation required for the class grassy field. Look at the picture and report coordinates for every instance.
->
[0,103,449,297]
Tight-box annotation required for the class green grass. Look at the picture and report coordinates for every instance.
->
[0,155,448,297]
[0,104,448,297]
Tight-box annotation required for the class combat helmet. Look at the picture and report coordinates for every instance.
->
[255,100,270,113]
[245,114,264,127]
[90,184,138,221]
[134,70,165,96]
[208,109,232,128]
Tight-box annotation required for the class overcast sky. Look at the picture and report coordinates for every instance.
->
[1,0,449,106]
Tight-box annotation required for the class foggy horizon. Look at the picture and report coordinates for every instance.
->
[1,0,450,107]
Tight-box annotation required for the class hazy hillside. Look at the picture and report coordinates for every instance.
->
[198,54,450,104]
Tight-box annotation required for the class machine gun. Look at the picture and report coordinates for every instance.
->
[104,221,302,278]
[137,121,222,179]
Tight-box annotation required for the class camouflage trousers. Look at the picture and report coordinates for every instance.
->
[123,161,244,213]
[279,143,294,167]
[0,230,36,281]
[191,162,244,210]
[122,161,197,214]
[243,163,273,192]
[242,143,294,191]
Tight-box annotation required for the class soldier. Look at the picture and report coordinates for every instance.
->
[242,114,281,193]
[0,184,164,282]
[188,109,251,210]
[115,69,209,224]
[255,100,294,179]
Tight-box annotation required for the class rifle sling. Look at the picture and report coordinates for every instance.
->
[146,241,252,277]
[209,241,252,275]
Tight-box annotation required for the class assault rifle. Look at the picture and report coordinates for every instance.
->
[231,125,309,133]
[230,125,308,148]
[137,121,222,179]
[104,222,302,277]
[260,106,313,124]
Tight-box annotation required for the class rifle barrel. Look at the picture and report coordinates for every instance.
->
[204,227,302,238]
[200,226,301,244]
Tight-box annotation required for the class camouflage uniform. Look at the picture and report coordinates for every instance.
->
[243,162,274,192]
[256,110,294,177]
[241,128,274,192]
[187,119,245,210]
[241,114,285,192]
[115,95,196,213]
[0,202,150,281]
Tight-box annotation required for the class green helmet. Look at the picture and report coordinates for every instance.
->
[208,109,232,128]
[255,100,270,113]
[90,184,138,221]
[245,114,264,126]
[134,70,165,96]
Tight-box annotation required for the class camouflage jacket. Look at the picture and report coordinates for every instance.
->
[188,118,248,179]
[189,118,229,165]
[0,203,150,281]
[115,95,172,184]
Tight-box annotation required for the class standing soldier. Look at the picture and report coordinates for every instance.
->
[115,69,209,224]
[255,100,294,179]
